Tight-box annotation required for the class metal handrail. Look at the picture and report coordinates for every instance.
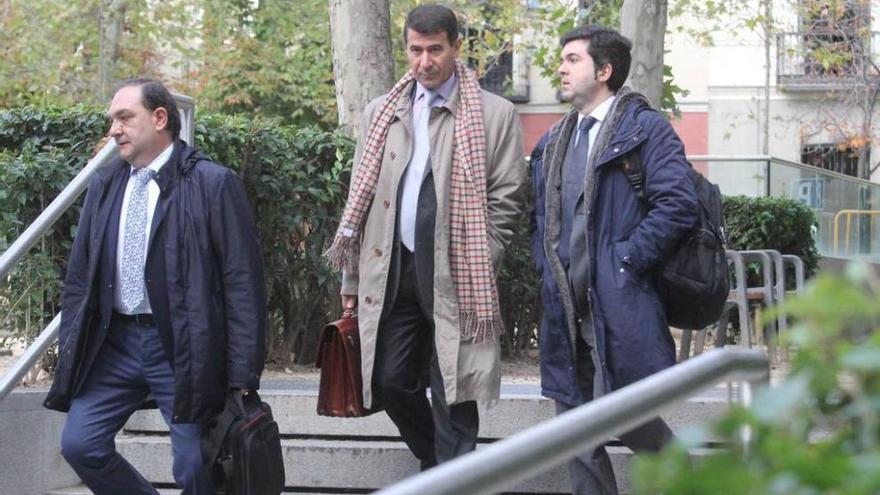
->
[0,142,119,403]
[0,140,119,280]
[0,93,194,281]
[375,349,769,495]
[833,209,880,256]
[0,314,59,401]
[687,154,879,187]
[0,94,193,404]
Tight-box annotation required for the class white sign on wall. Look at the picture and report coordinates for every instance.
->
[794,178,824,209]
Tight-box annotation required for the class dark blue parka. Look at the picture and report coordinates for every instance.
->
[45,141,267,423]
[530,89,698,406]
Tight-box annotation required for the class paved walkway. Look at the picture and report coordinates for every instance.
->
[1,337,788,397]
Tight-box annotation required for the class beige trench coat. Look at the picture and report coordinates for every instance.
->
[341,80,526,408]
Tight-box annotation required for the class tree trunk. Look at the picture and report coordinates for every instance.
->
[98,0,127,102]
[620,0,667,109]
[328,0,394,137]
[762,0,771,155]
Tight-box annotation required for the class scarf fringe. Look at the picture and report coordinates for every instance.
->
[460,311,505,343]
[323,235,360,274]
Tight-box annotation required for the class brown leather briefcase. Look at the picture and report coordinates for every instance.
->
[315,314,378,417]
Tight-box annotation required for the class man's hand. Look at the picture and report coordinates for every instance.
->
[341,295,357,317]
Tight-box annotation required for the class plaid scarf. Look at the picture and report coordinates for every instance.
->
[325,61,503,342]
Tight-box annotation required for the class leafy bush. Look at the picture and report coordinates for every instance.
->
[0,106,98,354]
[497,172,541,357]
[723,195,821,280]
[0,106,354,365]
[0,105,540,364]
[633,265,880,494]
[195,114,354,364]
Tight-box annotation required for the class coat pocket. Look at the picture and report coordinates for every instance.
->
[611,241,647,290]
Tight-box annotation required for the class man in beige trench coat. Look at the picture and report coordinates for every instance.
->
[325,4,526,471]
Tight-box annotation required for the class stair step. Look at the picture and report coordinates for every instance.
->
[46,488,181,495]
[114,434,703,494]
[51,387,735,495]
[46,486,349,495]
[123,390,731,439]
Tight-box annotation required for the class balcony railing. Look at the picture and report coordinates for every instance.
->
[776,31,879,89]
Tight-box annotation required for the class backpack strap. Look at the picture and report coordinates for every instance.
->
[621,150,649,211]
[202,406,238,469]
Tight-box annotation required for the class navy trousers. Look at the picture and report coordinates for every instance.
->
[60,318,211,495]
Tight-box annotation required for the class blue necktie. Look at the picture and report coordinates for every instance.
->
[563,116,598,223]
[559,116,598,268]
[120,168,155,313]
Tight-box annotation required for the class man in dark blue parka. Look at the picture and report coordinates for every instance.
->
[44,79,266,495]
[530,26,698,494]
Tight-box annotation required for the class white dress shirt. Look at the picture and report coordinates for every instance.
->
[575,95,616,152]
[113,144,173,314]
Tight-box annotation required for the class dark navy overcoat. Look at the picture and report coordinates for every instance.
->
[530,89,698,406]
[45,141,266,423]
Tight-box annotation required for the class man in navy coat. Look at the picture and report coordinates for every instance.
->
[44,79,266,495]
[530,26,698,494]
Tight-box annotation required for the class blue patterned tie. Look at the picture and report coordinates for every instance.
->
[120,168,155,313]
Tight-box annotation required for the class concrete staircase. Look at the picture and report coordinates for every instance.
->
[47,380,733,495]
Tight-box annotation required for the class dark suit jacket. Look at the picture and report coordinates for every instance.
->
[46,141,267,423]
[383,171,437,320]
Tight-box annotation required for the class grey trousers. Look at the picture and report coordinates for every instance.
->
[555,334,672,495]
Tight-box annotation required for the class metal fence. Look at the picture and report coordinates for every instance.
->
[777,31,879,89]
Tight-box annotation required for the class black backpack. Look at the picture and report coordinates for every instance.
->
[621,152,729,330]
[201,391,285,495]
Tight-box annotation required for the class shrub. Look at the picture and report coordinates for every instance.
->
[0,106,353,365]
[632,266,880,494]
[0,105,541,364]
[723,195,821,280]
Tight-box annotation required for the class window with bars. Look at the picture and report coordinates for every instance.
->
[801,142,864,177]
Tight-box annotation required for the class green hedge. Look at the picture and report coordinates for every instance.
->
[0,105,823,366]
[723,195,821,284]
[0,106,538,363]
[633,269,880,494]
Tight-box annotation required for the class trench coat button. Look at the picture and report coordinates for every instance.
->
[383,200,390,209]
[373,249,383,257]
[390,151,397,161]
[364,296,373,305]
[622,255,631,264]
[613,147,619,153]
[619,268,625,273]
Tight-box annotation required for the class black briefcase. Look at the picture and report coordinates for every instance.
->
[201,391,285,495]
